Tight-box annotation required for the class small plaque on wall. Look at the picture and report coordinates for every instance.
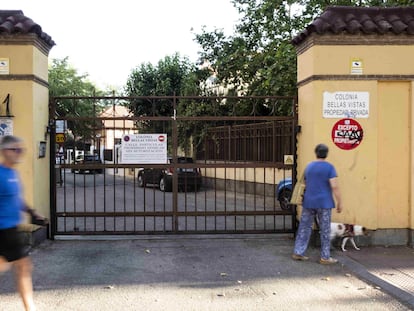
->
[0,117,13,136]
[39,141,47,158]
[350,58,363,75]
[0,58,10,74]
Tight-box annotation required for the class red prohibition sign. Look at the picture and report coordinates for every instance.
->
[158,135,165,142]
[331,118,363,150]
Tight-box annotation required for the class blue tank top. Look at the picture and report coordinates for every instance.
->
[0,165,23,229]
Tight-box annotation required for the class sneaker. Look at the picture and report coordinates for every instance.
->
[291,254,309,261]
[319,257,338,265]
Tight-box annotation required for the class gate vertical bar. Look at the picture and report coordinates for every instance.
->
[292,96,299,234]
[172,95,179,232]
[49,98,57,239]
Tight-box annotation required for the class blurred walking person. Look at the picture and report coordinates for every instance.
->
[0,135,48,311]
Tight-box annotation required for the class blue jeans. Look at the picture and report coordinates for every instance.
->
[293,208,332,260]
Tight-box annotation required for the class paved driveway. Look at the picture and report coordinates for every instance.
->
[54,171,294,234]
[0,235,411,311]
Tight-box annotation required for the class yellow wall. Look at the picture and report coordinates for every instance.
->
[298,81,379,228]
[32,82,50,212]
[377,82,410,228]
[297,41,413,233]
[203,166,291,185]
[0,43,51,219]
[298,44,414,80]
[411,81,414,232]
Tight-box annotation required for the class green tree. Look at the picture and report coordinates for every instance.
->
[194,0,414,115]
[125,53,201,134]
[49,57,104,115]
[49,57,105,142]
[194,0,309,116]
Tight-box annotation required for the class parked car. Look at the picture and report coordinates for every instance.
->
[137,157,202,192]
[71,154,104,174]
[276,178,293,210]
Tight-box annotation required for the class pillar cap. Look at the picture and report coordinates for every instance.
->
[0,10,55,48]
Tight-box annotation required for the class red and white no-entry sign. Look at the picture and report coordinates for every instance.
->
[331,118,363,150]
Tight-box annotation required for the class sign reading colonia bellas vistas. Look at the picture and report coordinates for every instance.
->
[121,134,167,164]
[323,91,369,118]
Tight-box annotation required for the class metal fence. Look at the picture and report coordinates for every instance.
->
[199,120,295,162]
[50,96,298,237]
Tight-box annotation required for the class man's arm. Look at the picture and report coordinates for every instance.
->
[329,177,342,213]
[23,204,49,225]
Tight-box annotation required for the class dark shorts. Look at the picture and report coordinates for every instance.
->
[0,227,30,262]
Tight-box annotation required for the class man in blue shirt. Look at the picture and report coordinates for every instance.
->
[292,143,343,264]
[0,135,48,311]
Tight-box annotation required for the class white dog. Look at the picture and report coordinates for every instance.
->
[330,223,367,251]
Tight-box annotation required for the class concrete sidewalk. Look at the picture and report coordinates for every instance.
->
[337,245,414,307]
[0,235,413,311]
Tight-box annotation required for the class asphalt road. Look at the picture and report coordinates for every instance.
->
[1,235,411,311]
[54,170,294,235]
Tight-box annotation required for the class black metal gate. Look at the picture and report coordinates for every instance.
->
[50,96,298,238]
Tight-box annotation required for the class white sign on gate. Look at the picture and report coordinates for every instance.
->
[120,134,167,164]
[55,120,66,134]
[323,91,369,118]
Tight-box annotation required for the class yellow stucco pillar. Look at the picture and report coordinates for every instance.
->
[293,7,414,246]
[0,11,55,233]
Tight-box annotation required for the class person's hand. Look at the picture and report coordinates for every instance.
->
[31,214,49,226]
[336,203,342,213]
[30,210,49,226]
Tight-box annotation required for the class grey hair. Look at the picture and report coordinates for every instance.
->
[0,135,23,149]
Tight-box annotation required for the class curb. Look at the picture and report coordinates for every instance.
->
[337,254,414,309]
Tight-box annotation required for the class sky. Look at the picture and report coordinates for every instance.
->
[3,0,240,89]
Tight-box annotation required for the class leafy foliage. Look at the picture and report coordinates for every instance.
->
[194,0,414,114]
[195,1,307,101]
[49,57,105,141]
[125,54,198,111]
[49,57,104,115]
[125,53,208,153]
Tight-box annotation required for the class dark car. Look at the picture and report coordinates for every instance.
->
[137,157,202,192]
[276,178,293,210]
[71,154,104,174]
